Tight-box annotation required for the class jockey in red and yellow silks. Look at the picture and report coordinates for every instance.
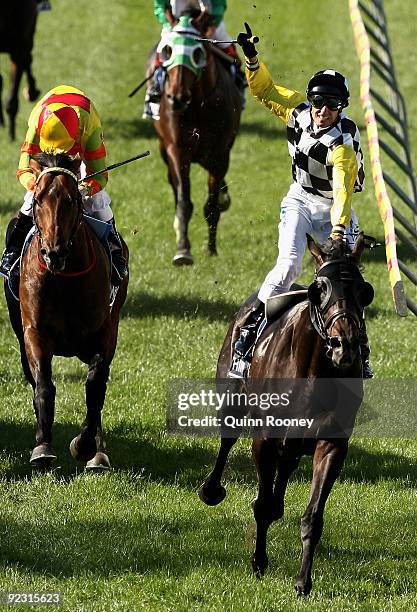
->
[0,85,128,285]
[17,85,108,196]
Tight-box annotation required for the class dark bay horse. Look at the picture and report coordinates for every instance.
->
[199,234,374,595]
[4,154,129,470]
[153,12,242,265]
[0,0,40,140]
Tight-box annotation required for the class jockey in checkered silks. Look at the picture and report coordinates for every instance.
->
[0,85,128,286]
[228,23,373,380]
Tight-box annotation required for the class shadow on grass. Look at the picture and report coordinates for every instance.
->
[238,118,287,141]
[2,419,417,488]
[1,439,417,583]
[122,290,238,322]
[104,116,158,140]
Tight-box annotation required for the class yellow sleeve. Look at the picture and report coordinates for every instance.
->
[330,144,358,230]
[16,104,43,191]
[245,62,305,124]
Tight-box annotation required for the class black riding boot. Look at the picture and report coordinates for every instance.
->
[359,318,373,379]
[0,213,33,278]
[143,65,165,120]
[227,299,265,379]
[108,218,128,286]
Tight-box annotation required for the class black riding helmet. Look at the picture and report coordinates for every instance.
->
[307,70,350,108]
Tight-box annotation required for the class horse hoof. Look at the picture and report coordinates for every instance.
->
[86,452,111,471]
[295,579,312,597]
[30,444,57,465]
[251,553,268,578]
[198,481,226,506]
[172,251,193,266]
[207,249,218,257]
[218,192,231,212]
[23,86,40,102]
[69,436,96,462]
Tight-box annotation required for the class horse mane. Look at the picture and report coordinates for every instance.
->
[31,152,80,174]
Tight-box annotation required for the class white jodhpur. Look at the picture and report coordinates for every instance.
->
[258,182,360,303]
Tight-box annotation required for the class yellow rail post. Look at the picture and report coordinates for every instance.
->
[349,0,407,315]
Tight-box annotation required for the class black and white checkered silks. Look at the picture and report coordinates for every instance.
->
[287,102,365,199]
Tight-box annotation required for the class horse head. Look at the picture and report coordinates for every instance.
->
[159,14,209,113]
[30,153,82,273]
[307,233,374,369]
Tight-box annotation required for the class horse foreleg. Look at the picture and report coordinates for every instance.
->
[70,353,110,464]
[24,330,57,468]
[198,436,238,506]
[295,439,348,597]
[251,438,278,577]
[167,150,194,265]
[6,61,24,141]
[204,171,230,257]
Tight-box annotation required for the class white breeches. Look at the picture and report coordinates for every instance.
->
[258,182,360,303]
[20,163,113,222]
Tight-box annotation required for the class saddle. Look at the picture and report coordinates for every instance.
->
[265,284,309,323]
[7,215,117,304]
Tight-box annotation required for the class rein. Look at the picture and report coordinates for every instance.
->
[36,233,96,277]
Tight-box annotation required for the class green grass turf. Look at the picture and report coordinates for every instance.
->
[0,0,417,610]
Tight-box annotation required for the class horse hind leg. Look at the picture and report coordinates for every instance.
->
[85,426,111,471]
[204,174,230,257]
[23,68,40,102]
[295,440,348,597]
[70,354,110,465]
[272,441,302,520]
[251,438,278,578]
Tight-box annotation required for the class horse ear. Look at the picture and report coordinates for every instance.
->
[351,231,365,263]
[70,155,82,175]
[192,8,211,33]
[307,234,325,267]
[29,157,42,177]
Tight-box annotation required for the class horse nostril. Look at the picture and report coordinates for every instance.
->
[329,337,342,350]
[40,248,47,256]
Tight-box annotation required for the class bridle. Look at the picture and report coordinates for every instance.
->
[308,257,365,357]
[31,166,94,277]
[32,166,83,245]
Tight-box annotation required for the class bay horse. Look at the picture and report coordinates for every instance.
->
[0,0,40,141]
[199,234,374,595]
[153,11,242,265]
[4,153,129,470]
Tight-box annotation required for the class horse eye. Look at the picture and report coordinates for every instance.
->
[192,47,205,68]
[160,44,173,63]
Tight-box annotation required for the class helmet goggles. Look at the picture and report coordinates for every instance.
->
[308,94,343,111]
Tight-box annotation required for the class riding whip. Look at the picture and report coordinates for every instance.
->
[128,68,156,98]
[80,151,151,183]
[194,36,259,44]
